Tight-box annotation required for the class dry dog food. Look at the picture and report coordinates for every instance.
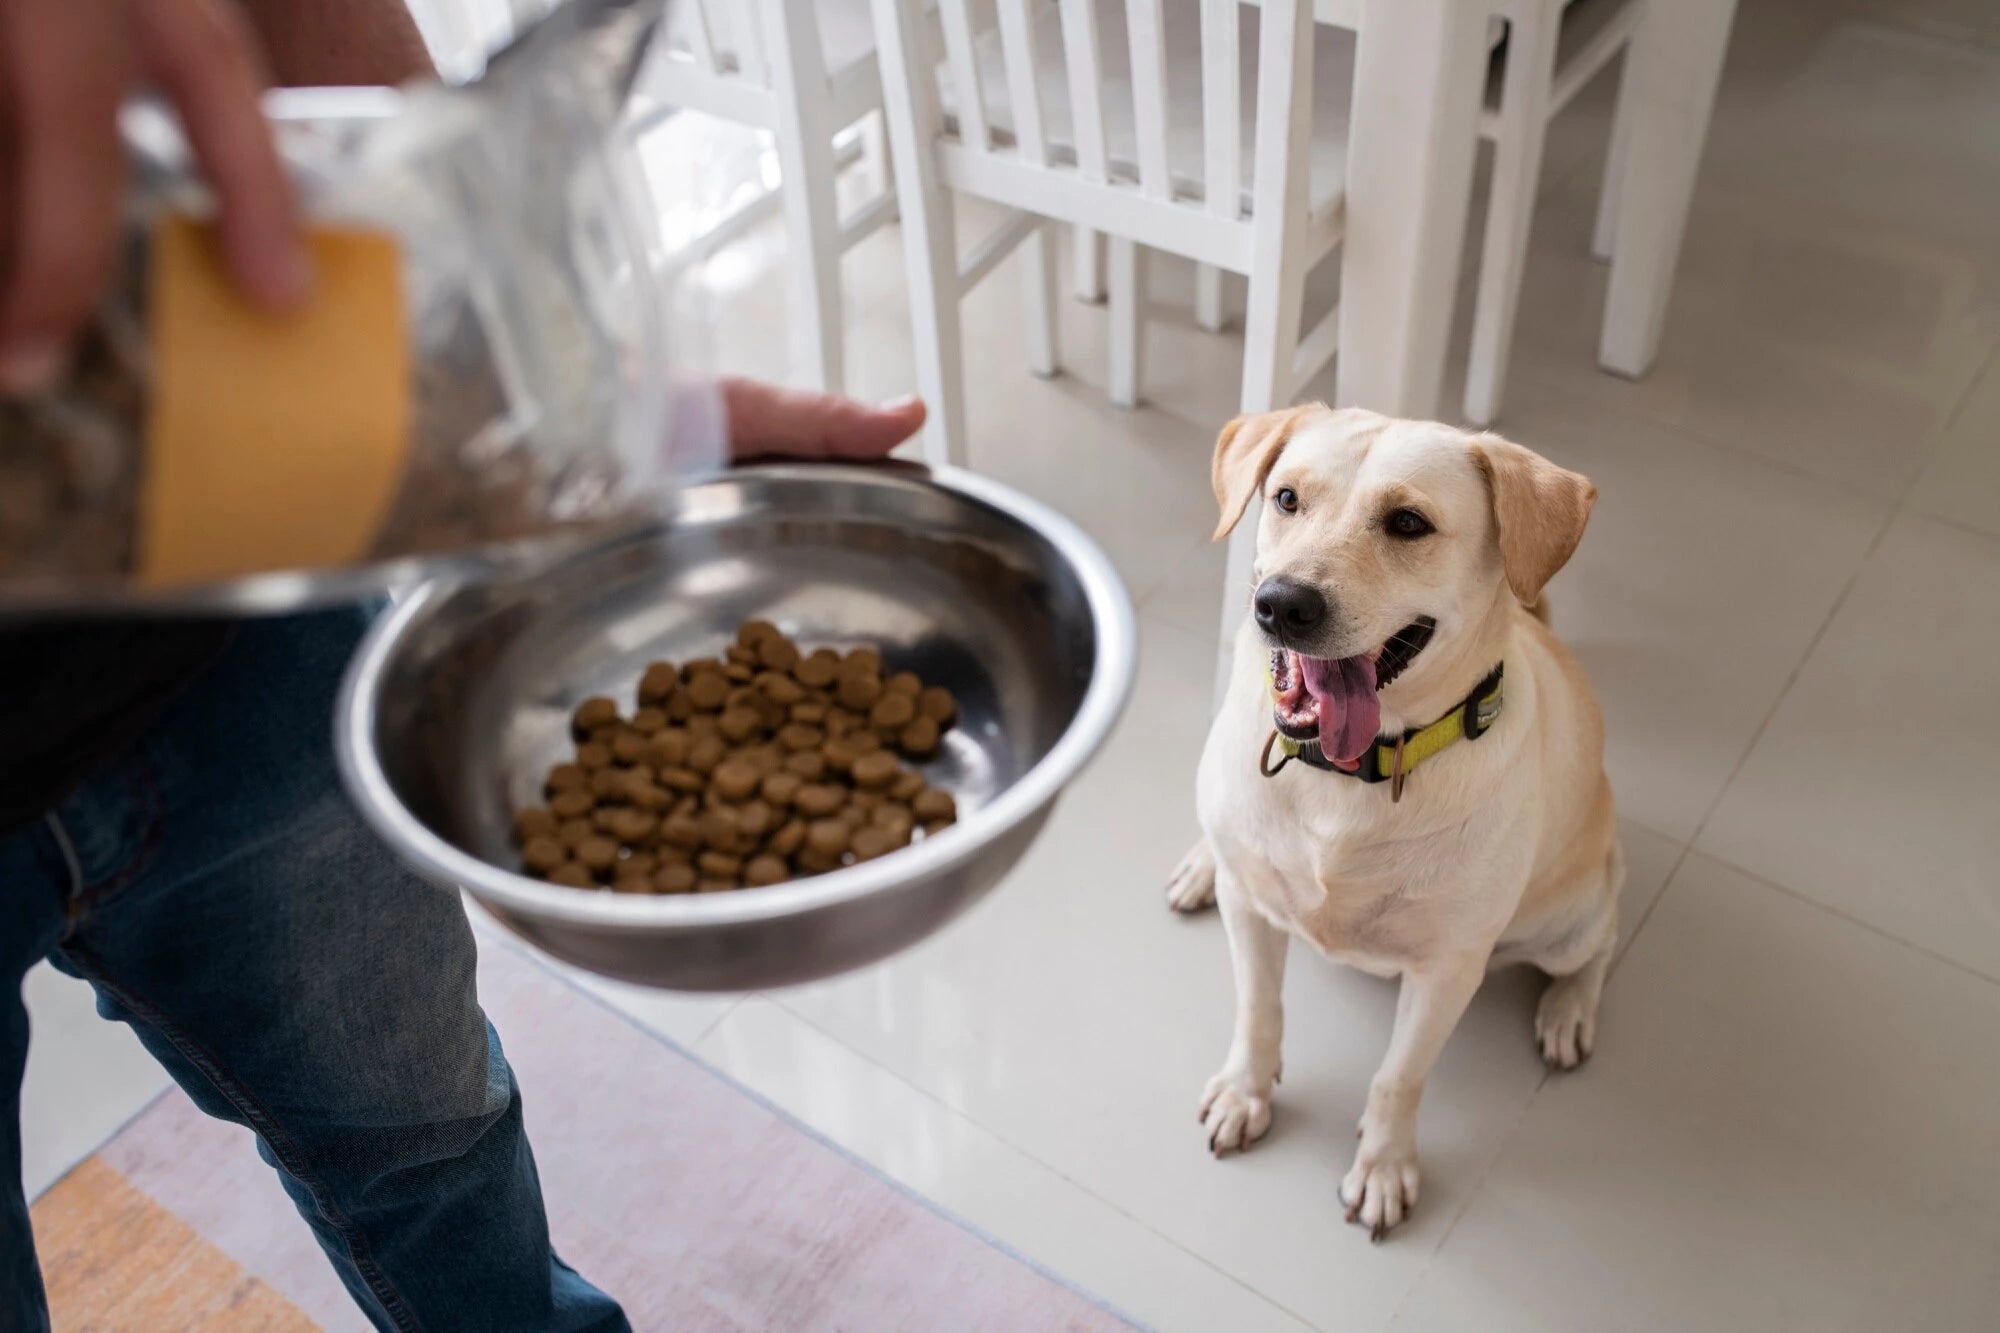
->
[513,622,961,893]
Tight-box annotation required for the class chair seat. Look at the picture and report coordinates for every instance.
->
[945,0,1357,216]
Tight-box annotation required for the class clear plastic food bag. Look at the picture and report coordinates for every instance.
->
[0,0,723,614]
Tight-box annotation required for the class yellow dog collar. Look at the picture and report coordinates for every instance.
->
[1261,662,1505,802]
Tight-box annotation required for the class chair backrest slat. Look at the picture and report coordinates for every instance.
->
[937,0,991,150]
[995,0,1047,164]
[683,0,721,72]
[1058,0,1109,183]
[1200,0,1239,218]
[1124,0,1172,198]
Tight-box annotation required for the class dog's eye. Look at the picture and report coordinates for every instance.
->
[1386,508,1434,539]
[1273,487,1300,515]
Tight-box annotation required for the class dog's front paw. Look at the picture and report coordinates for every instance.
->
[1165,840,1217,913]
[1198,1071,1272,1155]
[1341,1143,1420,1242]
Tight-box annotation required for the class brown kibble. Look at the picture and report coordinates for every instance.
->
[718,707,762,742]
[918,686,958,725]
[593,806,623,832]
[697,850,743,880]
[850,750,900,789]
[869,692,916,730]
[822,736,863,774]
[724,685,761,713]
[646,729,691,768]
[696,878,739,894]
[822,709,855,738]
[572,697,619,735]
[610,809,659,845]
[639,662,680,704]
[654,862,698,894]
[850,826,896,862]
[546,763,588,794]
[724,662,754,684]
[770,819,808,857]
[688,736,726,774]
[890,770,926,801]
[738,619,780,647]
[557,818,595,849]
[899,716,941,759]
[885,671,922,697]
[622,851,659,878]
[737,800,775,840]
[550,788,594,818]
[685,673,729,711]
[794,652,838,688]
[589,768,629,800]
[806,818,850,858]
[576,741,614,771]
[548,863,595,889]
[611,873,654,894]
[913,789,957,823]
[630,707,667,735]
[790,702,827,725]
[712,758,761,801]
[611,730,648,765]
[844,647,883,678]
[836,672,882,711]
[682,657,725,682]
[521,836,566,873]
[686,714,720,740]
[874,804,915,843]
[661,812,705,850]
[725,643,761,668]
[761,772,803,807]
[758,673,805,706]
[743,854,790,887]
[796,848,842,875]
[700,808,739,851]
[660,766,706,795]
[793,783,847,817]
[757,634,800,672]
[576,836,620,874]
[664,692,695,722]
[778,723,823,752]
[784,750,827,781]
[514,807,558,844]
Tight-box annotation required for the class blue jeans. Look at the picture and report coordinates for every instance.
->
[0,608,628,1332]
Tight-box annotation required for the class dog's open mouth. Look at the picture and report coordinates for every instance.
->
[1270,617,1437,770]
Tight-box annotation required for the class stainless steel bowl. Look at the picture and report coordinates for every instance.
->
[336,463,1135,990]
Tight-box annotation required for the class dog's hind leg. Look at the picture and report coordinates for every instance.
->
[1532,838,1623,1070]
[1165,837,1218,913]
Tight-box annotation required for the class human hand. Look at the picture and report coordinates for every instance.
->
[0,0,310,392]
[722,377,926,462]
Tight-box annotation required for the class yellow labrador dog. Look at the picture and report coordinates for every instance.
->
[1166,405,1620,1240]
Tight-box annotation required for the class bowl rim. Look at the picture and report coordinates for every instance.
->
[334,461,1137,930]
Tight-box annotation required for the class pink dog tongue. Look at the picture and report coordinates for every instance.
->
[1300,654,1380,769]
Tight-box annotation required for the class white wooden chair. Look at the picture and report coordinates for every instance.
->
[633,0,900,391]
[871,0,1347,648]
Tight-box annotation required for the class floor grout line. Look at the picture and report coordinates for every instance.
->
[760,994,1329,1333]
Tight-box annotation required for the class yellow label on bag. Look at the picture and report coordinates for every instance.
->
[140,215,410,587]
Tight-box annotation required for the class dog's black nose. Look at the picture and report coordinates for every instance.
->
[1253,577,1327,638]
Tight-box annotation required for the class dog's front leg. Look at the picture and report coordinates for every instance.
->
[1198,873,1289,1155]
[1343,949,1489,1240]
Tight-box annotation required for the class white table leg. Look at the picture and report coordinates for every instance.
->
[1598,0,1738,378]
[1335,0,1489,419]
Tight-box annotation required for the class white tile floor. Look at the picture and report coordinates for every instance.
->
[21,0,2000,1327]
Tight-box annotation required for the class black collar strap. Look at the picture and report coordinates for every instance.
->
[1261,663,1505,801]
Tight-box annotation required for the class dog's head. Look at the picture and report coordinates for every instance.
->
[1212,405,1595,769]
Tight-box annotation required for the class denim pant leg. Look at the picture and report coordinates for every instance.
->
[26,607,626,1333]
[0,822,74,1331]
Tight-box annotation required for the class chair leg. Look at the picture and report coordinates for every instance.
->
[1195,263,1230,332]
[869,0,966,466]
[767,0,844,392]
[1108,237,1145,408]
[1023,223,1061,378]
[1592,47,1637,264]
[1463,8,1560,429]
[1074,226,1107,303]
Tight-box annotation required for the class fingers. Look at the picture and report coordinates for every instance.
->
[722,376,926,462]
[0,0,136,389]
[131,0,309,308]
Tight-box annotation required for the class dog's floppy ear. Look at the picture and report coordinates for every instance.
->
[1471,435,1597,607]
[1211,405,1319,540]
